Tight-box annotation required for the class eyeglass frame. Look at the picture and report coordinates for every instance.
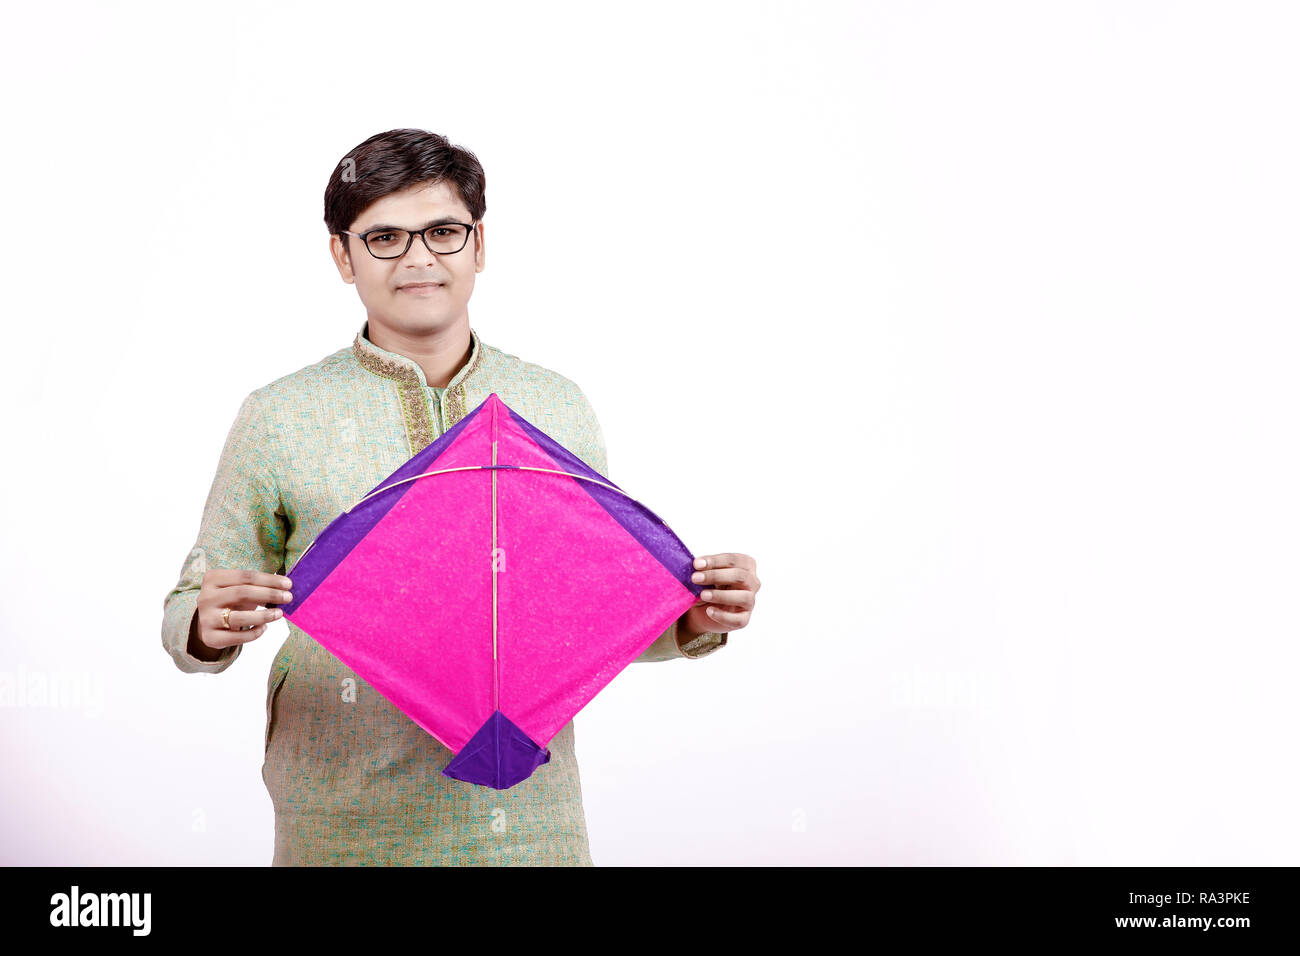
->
[339,220,478,259]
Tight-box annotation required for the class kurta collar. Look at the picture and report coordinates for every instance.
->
[352,319,484,391]
[352,320,486,453]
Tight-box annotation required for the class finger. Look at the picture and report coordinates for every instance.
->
[226,607,285,630]
[208,568,294,591]
[215,617,268,642]
[697,553,752,570]
[223,622,268,644]
[690,566,752,588]
[699,587,755,611]
[199,610,265,645]
[221,583,295,608]
[704,607,749,627]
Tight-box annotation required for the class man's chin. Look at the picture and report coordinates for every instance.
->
[381,310,458,334]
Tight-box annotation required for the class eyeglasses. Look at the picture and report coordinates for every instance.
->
[340,222,476,259]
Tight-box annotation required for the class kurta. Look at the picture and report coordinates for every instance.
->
[161,321,726,866]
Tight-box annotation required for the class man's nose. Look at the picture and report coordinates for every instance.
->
[398,231,437,262]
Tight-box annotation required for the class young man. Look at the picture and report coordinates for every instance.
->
[161,129,760,866]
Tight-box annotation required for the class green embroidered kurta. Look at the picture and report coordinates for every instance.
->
[161,321,725,866]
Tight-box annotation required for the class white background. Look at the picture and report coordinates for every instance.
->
[1,0,1296,865]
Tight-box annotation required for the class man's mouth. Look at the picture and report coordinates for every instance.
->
[398,282,445,295]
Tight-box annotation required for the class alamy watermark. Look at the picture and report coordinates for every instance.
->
[0,666,104,718]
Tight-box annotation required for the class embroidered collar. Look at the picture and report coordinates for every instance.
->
[352,320,484,390]
[351,320,486,453]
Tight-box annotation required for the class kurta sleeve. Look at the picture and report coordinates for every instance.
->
[567,384,727,662]
[162,391,289,675]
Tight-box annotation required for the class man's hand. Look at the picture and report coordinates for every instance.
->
[678,552,760,642]
[188,568,295,662]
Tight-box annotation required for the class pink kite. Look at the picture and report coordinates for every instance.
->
[280,392,706,789]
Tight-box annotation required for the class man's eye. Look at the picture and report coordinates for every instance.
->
[373,232,396,242]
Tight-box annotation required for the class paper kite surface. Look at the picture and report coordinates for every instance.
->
[280,392,704,790]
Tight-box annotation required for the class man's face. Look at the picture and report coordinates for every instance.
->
[329,180,485,338]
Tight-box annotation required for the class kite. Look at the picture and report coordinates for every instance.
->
[280,392,707,790]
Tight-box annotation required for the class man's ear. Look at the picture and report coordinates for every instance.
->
[330,234,356,284]
[474,221,485,273]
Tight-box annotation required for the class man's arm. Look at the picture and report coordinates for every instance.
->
[162,391,289,674]
[567,384,727,662]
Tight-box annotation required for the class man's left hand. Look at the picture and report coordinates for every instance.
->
[678,552,760,641]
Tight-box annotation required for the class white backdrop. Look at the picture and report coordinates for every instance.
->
[1,0,1296,865]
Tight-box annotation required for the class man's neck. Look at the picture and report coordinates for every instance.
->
[366,318,472,389]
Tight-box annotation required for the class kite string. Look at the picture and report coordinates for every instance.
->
[291,465,686,577]
[345,465,663,516]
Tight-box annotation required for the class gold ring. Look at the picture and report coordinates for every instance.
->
[222,607,232,629]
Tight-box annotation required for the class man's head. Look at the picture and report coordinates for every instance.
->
[325,129,486,341]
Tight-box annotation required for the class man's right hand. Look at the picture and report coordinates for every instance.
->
[188,569,295,662]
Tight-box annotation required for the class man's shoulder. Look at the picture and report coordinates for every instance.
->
[242,345,357,411]
[479,339,590,408]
